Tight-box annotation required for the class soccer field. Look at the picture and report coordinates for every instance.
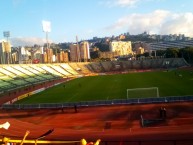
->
[16,69,193,104]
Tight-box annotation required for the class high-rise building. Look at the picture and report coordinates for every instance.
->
[79,41,90,62]
[109,41,133,56]
[42,48,53,63]
[57,51,69,63]
[70,44,80,62]
[70,41,90,62]
[0,41,12,64]
[11,52,18,64]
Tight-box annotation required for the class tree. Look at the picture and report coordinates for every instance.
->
[144,52,150,57]
[155,50,165,57]
[90,51,99,59]
[165,48,179,58]
[58,43,71,50]
[94,43,109,52]
[179,47,193,64]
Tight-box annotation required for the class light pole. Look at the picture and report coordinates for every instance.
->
[42,20,51,63]
[3,31,11,64]
[3,31,10,42]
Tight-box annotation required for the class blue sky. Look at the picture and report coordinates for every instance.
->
[0,0,193,46]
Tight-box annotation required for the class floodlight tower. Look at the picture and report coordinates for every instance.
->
[42,20,51,63]
[2,31,12,64]
[3,31,10,42]
[42,20,51,48]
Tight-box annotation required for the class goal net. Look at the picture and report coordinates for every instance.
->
[127,87,159,99]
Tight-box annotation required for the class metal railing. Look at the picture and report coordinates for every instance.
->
[1,95,193,110]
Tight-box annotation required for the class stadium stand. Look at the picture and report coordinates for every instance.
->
[121,60,132,70]
[87,58,189,72]
[68,63,82,72]
[40,64,64,77]
[3,65,28,78]
[0,80,15,91]
[50,64,73,77]
[29,65,58,80]
[0,58,192,145]
[87,62,104,72]
[60,63,79,76]
[0,58,189,102]
[11,65,35,76]
[0,67,17,78]
[100,61,114,72]
[21,65,54,82]
[68,62,95,76]
[76,62,93,74]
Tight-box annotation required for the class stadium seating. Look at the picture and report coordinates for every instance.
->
[69,62,93,74]
[77,62,94,74]
[87,62,104,72]
[50,64,72,77]
[100,61,114,72]
[3,66,27,78]
[87,58,188,72]
[40,64,63,77]
[0,58,189,94]
[60,63,79,75]
[11,65,35,76]
[0,67,17,78]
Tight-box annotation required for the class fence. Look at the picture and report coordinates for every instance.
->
[98,139,193,145]
[1,95,193,110]
[1,139,193,145]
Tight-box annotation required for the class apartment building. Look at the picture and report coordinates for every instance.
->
[79,41,90,62]
[109,41,133,56]
[0,41,12,64]
[70,41,90,62]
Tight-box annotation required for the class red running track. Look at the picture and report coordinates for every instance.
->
[0,102,193,145]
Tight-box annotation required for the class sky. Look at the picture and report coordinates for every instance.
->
[0,0,193,46]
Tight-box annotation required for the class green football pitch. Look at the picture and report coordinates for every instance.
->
[16,69,193,104]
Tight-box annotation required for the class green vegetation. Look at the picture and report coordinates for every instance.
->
[16,69,193,104]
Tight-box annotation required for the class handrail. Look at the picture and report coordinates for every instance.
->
[1,95,193,110]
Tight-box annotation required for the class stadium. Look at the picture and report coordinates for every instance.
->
[0,58,193,145]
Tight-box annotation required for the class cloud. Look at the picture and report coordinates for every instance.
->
[0,39,6,43]
[115,0,140,7]
[10,37,52,47]
[102,0,140,7]
[105,10,193,37]
[12,0,24,8]
[160,12,193,36]
[102,0,161,8]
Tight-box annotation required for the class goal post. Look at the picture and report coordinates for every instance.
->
[127,87,159,99]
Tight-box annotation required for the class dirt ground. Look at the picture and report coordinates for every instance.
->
[1,101,193,145]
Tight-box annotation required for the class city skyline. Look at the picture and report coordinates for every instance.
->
[0,0,193,46]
